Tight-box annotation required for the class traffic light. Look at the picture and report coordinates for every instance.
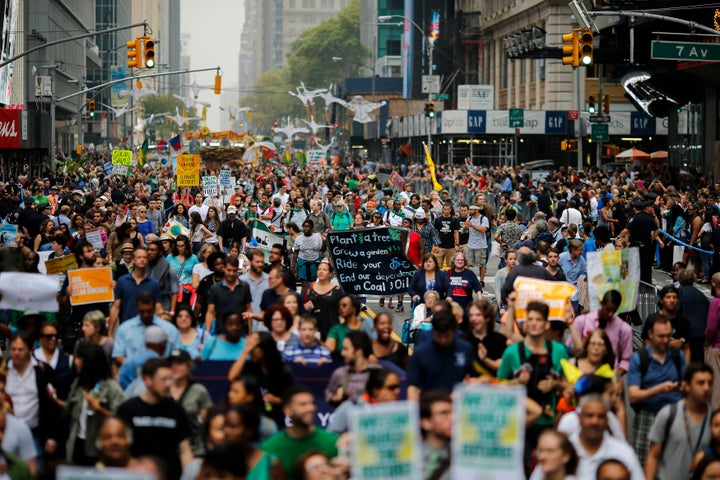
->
[214,75,222,95]
[143,36,155,68]
[561,30,579,68]
[579,28,594,66]
[602,94,610,114]
[424,102,436,118]
[126,38,140,69]
[88,99,96,116]
[560,140,568,151]
[587,96,596,114]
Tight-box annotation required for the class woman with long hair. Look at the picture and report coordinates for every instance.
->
[34,218,55,252]
[462,299,507,376]
[168,203,190,229]
[171,305,209,360]
[227,332,294,428]
[280,291,302,335]
[58,343,124,466]
[203,206,220,246]
[223,404,284,479]
[302,260,344,340]
[225,375,278,442]
[167,234,199,306]
[126,217,145,248]
[191,243,216,289]
[189,211,214,255]
[530,429,579,480]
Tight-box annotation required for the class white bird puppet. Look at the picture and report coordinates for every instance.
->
[173,93,211,110]
[219,105,253,122]
[98,102,136,118]
[133,112,170,133]
[274,125,309,139]
[119,85,159,102]
[346,96,387,124]
[301,116,332,135]
[318,84,349,108]
[166,107,202,130]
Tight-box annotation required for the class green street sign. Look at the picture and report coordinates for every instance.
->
[509,108,524,128]
[651,41,720,62]
[433,93,449,100]
[591,123,609,142]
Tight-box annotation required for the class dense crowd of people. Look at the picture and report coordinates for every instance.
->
[0,153,717,479]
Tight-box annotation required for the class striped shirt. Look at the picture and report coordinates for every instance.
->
[282,338,332,364]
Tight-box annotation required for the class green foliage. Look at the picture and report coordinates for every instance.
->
[139,93,200,138]
[238,0,367,127]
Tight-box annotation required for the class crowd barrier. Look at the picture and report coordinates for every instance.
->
[192,360,407,428]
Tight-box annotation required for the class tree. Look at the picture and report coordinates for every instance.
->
[139,94,200,139]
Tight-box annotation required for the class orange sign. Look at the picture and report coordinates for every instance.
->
[67,267,114,306]
[45,255,78,275]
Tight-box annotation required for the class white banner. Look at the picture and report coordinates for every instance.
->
[485,110,546,134]
[0,272,59,312]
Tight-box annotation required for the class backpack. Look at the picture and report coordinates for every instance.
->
[516,340,555,408]
[633,347,682,412]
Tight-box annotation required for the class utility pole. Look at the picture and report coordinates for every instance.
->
[596,64,603,168]
[576,68,583,171]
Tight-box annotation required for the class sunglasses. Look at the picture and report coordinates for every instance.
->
[384,383,401,391]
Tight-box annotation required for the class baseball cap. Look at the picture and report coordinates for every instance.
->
[335,200,346,207]
[415,210,426,220]
[143,325,168,345]
[468,205,480,210]
[227,206,238,214]
[168,349,192,363]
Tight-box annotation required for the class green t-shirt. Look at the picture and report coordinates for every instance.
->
[261,428,339,479]
[327,323,364,353]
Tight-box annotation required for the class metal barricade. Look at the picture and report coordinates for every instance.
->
[632,280,659,351]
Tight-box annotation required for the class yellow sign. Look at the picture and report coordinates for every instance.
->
[44,255,79,275]
[177,153,200,186]
[513,276,576,323]
[67,268,114,306]
[111,149,132,165]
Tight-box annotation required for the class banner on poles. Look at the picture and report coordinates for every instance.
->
[250,221,285,262]
[327,227,416,295]
[67,268,114,306]
[177,154,200,186]
[587,247,640,314]
[452,384,525,479]
[349,402,421,480]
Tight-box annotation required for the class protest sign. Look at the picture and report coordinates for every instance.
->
[202,175,218,197]
[349,402,421,480]
[587,247,640,314]
[58,465,154,480]
[85,228,104,250]
[102,160,113,176]
[307,149,325,167]
[513,276,576,323]
[177,153,200,186]
[251,222,285,262]
[327,227,416,295]
[45,255,79,275]
[0,224,17,247]
[452,384,525,479]
[0,272,59,312]
[219,169,232,186]
[67,268,114,306]
[111,149,132,176]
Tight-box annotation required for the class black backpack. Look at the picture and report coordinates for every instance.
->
[517,340,555,408]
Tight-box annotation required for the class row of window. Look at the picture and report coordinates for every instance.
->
[287,0,349,9]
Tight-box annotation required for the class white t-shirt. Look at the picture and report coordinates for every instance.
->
[560,207,583,227]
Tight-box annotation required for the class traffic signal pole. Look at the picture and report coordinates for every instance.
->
[596,63,603,168]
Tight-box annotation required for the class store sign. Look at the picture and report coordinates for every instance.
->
[0,109,20,148]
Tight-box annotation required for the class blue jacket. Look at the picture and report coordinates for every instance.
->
[407,268,450,300]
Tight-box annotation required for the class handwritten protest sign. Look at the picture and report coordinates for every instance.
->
[202,175,218,197]
[45,255,78,275]
[513,276,576,323]
[177,154,200,186]
[349,401,420,480]
[111,149,132,176]
[452,384,525,479]
[587,247,640,314]
[85,228,104,250]
[0,224,17,247]
[102,160,113,176]
[307,149,325,168]
[67,268,114,306]
[219,169,232,186]
[328,227,416,295]
[0,273,59,312]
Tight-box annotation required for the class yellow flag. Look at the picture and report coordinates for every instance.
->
[423,143,443,191]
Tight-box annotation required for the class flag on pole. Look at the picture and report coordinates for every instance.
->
[424,143,443,191]
[138,139,148,167]
[169,135,182,151]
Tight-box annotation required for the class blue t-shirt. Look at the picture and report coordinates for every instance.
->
[406,334,475,393]
[201,336,246,361]
[628,346,686,413]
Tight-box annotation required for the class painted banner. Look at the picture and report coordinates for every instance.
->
[513,276,576,323]
[452,384,525,479]
[177,153,200,186]
[250,221,285,262]
[327,227,416,295]
[587,247,640,314]
[44,255,78,275]
[349,402,421,480]
[202,175,218,197]
[67,267,114,306]
[0,109,20,148]
[0,272,59,312]
[0,223,17,247]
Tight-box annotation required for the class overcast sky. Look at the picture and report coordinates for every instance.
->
[180,0,244,130]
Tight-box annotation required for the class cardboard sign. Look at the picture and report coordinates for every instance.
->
[513,276,576,323]
[67,267,114,306]
[452,384,525,479]
[587,247,640,314]
[44,254,79,275]
[328,227,416,295]
[177,153,200,186]
[85,228,104,250]
[219,169,232,186]
[0,272,59,312]
[349,402,421,480]
[111,149,132,165]
[202,175,218,197]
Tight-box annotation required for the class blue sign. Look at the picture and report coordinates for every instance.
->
[467,110,487,133]
[545,111,568,134]
[102,160,113,176]
[630,112,655,135]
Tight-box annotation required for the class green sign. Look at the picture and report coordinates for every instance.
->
[509,108,524,128]
[433,93,449,100]
[651,40,720,62]
[591,123,609,142]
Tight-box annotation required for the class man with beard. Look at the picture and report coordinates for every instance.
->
[147,240,179,313]
[324,331,377,406]
[261,386,338,477]
[239,249,269,324]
